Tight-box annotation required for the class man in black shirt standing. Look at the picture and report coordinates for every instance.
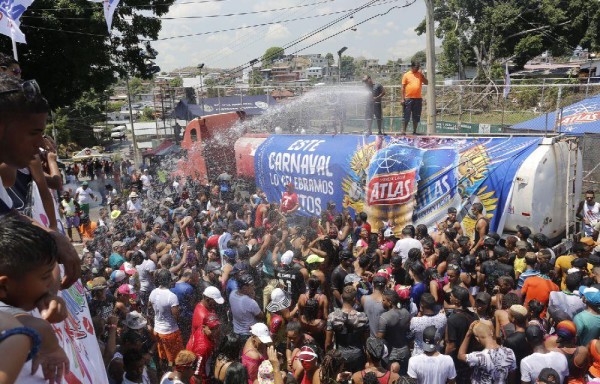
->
[363,75,385,135]
[503,304,532,379]
[331,251,355,308]
[377,289,411,374]
[275,251,305,307]
[445,286,479,384]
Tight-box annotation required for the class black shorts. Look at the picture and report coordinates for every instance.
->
[365,102,383,120]
[403,98,422,123]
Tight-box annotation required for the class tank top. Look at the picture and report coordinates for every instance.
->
[363,294,385,337]
[241,349,265,384]
[473,217,489,245]
[559,347,586,384]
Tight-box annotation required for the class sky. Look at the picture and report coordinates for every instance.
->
[152,0,428,72]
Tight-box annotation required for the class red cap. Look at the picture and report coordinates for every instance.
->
[394,284,411,301]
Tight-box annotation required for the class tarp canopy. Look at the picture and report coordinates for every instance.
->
[72,147,107,161]
[142,140,178,157]
[173,96,277,120]
[511,93,600,135]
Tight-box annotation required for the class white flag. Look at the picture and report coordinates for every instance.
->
[0,0,34,44]
[503,62,511,99]
[89,0,120,33]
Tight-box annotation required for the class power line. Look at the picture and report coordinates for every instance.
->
[23,0,334,21]
[227,0,417,75]
[29,0,233,11]
[225,0,383,75]
[206,0,326,68]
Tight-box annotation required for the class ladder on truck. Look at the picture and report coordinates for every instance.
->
[565,137,581,241]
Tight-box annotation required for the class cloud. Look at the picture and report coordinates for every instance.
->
[265,24,291,42]
[387,37,426,61]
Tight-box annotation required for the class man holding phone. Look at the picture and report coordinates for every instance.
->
[401,61,428,135]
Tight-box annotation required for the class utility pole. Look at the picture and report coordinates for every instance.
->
[425,0,436,135]
[125,75,141,166]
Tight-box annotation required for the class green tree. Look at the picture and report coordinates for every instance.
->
[325,53,335,66]
[416,0,599,80]
[411,50,427,66]
[169,77,183,87]
[47,90,107,148]
[340,56,355,81]
[141,106,155,121]
[0,0,176,108]
[128,77,145,97]
[262,47,285,66]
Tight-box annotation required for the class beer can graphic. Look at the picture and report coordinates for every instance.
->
[366,144,424,235]
[414,147,460,226]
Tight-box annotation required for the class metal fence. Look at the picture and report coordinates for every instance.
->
[204,79,600,135]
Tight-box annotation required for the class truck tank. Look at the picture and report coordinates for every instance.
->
[501,137,582,242]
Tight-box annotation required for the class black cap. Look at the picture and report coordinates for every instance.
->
[589,255,600,267]
[447,207,457,214]
[517,225,532,237]
[572,258,588,269]
[341,251,355,260]
[483,237,497,247]
[538,368,560,383]
[525,325,544,344]
[391,255,402,267]
[422,325,439,352]
[205,262,222,275]
[365,337,385,359]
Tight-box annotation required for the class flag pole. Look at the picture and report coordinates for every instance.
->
[10,26,18,61]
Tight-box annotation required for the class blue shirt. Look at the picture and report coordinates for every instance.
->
[411,282,427,309]
[517,269,540,290]
[171,281,195,319]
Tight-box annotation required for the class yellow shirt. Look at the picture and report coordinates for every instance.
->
[402,71,426,99]
[555,255,593,290]
[514,256,526,275]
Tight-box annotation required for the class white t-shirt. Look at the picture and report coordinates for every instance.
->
[149,287,179,334]
[127,199,142,213]
[76,187,95,204]
[0,176,13,212]
[584,202,600,236]
[141,174,152,190]
[137,259,157,292]
[520,351,568,384]
[407,353,456,384]
[159,373,184,384]
[229,290,261,334]
[393,238,423,263]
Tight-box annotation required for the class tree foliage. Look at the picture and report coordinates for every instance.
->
[0,0,175,108]
[262,47,285,66]
[417,0,600,80]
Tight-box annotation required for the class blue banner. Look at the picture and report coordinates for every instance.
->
[254,135,542,237]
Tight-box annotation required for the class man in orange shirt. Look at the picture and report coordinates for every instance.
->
[401,61,428,134]
[79,213,98,241]
[521,262,559,317]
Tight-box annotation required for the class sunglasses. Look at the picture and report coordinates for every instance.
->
[0,79,41,101]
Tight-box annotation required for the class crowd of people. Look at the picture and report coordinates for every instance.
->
[3,61,600,384]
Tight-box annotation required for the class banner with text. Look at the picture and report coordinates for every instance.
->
[19,184,109,384]
[255,135,542,238]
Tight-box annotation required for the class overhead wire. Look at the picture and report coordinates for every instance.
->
[22,0,334,21]
[225,0,417,75]
[206,0,324,69]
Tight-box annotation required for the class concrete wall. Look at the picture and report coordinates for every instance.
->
[582,134,600,193]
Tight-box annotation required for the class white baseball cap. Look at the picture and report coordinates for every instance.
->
[203,286,225,304]
[281,250,294,265]
[250,323,272,344]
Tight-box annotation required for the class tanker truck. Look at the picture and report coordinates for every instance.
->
[179,113,582,243]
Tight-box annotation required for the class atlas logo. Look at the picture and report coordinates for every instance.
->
[561,111,600,125]
[367,170,416,205]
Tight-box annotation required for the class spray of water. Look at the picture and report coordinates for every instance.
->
[175,85,371,181]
